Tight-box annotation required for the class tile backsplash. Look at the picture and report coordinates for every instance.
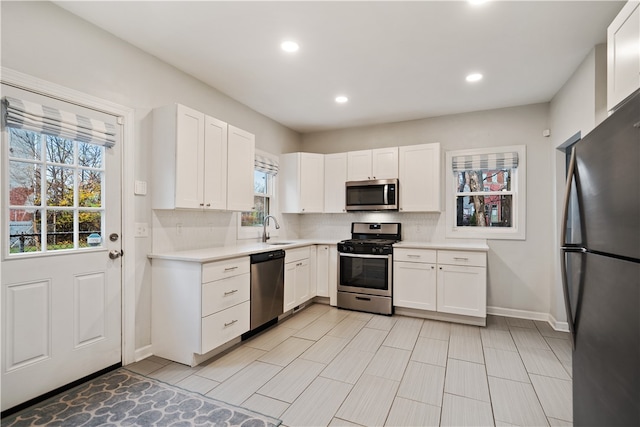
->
[152,209,481,253]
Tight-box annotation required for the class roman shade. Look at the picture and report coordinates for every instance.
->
[452,151,519,171]
[255,154,279,175]
[3,96,116,148]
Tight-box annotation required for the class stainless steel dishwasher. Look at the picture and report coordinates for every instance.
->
[249,249,285,331]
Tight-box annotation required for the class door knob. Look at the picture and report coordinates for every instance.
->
[109,250,123,259]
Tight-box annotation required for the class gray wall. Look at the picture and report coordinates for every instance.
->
[1,1,302,352]
[548,44,608,324]
[302,103,555,319]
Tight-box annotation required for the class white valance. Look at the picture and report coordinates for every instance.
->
[3,96,116,148]
[255,154,279,175]
[452,151,519,172]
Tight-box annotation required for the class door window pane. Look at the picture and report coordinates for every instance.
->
[46,166,74,206]
[9,161,41,207]
[79,211,102,248]
[9,128,40,160]
[46,210,74,251]
[79,170,102,208]
[9,209,41,253]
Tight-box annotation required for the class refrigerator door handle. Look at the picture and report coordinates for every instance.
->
[561,147,578,349]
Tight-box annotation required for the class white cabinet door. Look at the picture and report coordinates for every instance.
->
[371,147,398,179]
[284,261,297,312]
[399,143,441,212]
[347,150,373,181]
[329,245,338,306]
[175,105,206,209]
[347,148,398,181]
[280,153,324,213]
[295,259,311,305]
[203,116,228,210]
[394,261,437,311]
[300,153,324,213]
[324,153,347,213]
[608,1,640,111]
[227,125,255,211]
[316,245,330,297]
[437,264,486,317]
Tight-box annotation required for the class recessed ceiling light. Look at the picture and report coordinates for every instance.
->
[335,96,349,104]
[468,0,488,5]
[466,73,483,82]
[280,41,299,53]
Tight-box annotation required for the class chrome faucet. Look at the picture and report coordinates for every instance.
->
[262,215,280,242]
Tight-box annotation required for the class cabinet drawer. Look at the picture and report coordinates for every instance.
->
[201,301,249,354]
[394,248,437,263]
[437,250,486,267]
[285,246,310,263]
[202,273,250,317]
[202,257,250,283]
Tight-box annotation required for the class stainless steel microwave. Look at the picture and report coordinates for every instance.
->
[345,179,398,211]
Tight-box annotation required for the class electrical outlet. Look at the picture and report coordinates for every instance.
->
[134,222,149,238]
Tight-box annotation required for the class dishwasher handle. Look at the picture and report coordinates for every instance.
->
[250,249,285,264]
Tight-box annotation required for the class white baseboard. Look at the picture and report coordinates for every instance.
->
[487,306,569,332]
[133,345,153,363]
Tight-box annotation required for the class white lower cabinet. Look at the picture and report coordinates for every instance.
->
[284,247,312,312]
[393,248,486,322]
[152,256,250,366]
[436,250,487,318]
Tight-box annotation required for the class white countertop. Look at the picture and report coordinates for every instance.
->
[147,239,337,262]
[396,241,489,252]
[148,239,489,263]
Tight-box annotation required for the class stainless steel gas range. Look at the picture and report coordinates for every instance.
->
[337,222,401,316]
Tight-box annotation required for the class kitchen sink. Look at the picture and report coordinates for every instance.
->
[268,242,293,246]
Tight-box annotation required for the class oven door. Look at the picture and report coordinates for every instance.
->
[338,252,392,297]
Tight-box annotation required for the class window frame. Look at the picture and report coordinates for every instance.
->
[445,145,526,240]
[236,150,280,241]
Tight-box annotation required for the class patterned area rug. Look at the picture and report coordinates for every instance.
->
[2,368,281,427]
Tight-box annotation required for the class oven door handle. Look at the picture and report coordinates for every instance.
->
[339,252,392,260]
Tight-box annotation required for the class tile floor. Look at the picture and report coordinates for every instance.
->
[129,304,573,426]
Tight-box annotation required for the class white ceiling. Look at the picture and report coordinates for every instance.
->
[54,1,624,133]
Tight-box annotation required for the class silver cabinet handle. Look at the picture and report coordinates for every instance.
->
[224,319,238,327]
[407,254,421,258]
[224,266,239,272]
[453,257,469,261]
[224,289,238,296]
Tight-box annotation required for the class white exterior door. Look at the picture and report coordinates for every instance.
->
[1,85,122,412]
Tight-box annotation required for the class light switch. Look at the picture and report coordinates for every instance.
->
[134,180,147,195]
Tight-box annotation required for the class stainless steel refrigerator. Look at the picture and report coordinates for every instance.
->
[561,89,639,426]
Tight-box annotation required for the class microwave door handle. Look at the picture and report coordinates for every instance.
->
[383,184,388,205]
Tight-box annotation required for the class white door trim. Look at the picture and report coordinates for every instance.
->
[1,67,137,365]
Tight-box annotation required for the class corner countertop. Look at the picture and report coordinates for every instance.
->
[148,239,489,263]
[147,239,338,263]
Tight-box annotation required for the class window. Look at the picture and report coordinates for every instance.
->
[7,129,105,254]
[4,96,115,255]
[237,151,279,239]
[446,146,526,240]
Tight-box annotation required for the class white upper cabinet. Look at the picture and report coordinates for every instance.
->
[324,152,348,213]
[226,125,255,211]
[152,104,254,211]
[280,152,324,213]
[398,143,441,212]
[608,1,640,111]
[347,147,398,181]
[203,116,228,210]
